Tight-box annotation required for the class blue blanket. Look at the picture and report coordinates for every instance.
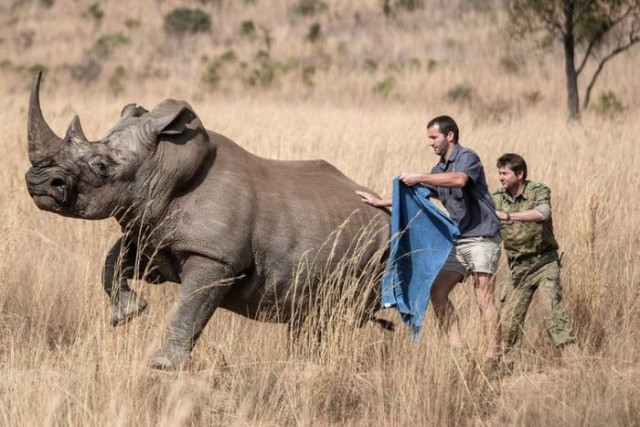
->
[382,178,460,338]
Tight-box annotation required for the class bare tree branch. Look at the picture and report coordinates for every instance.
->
[576,9,633,74]
[582,34,640,108]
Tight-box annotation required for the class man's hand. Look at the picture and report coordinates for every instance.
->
[356,191,391,208]
[496,210,510,221]
[399,172,426,187]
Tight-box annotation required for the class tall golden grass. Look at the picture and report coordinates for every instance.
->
[1,1,639,425]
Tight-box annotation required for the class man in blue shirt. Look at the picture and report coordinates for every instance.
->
[358,115,502,364]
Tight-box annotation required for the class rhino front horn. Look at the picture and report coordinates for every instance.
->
[65,115,89,143]
[28,71,64,165]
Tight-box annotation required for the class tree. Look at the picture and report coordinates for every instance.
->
[508,0,640,118]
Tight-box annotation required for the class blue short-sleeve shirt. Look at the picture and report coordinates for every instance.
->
[430,144,501,238]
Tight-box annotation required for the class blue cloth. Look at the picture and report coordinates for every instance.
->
[382,178,460,338]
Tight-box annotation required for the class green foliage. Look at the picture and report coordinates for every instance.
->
[83,3,104,24]
[307,23,321,42]
[499,54,525,74]
[591,91,625,118]
[108,66,126,96]
[202,50,237,88]
[426,59,438,72]
[28,63,47,75]
[301,65,316,87]
[522,90,542,106]
[243,50,299,88]
[295,0,327,16]
[508,0,635,44]
[363,58,378,72]
[372,76,396,97]
[444,83,474,104]
[164,8,211,35]
[69,58,102,82]
[382,0,423,17]
[91,32,130,59]
[240,20,256,37]
[124,19,140,29]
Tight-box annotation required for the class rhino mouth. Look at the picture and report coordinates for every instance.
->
[25,170,73,212]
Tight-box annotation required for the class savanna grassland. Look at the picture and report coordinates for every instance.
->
[1,0,639,425]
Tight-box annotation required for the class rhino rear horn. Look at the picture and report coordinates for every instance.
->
[65,115,89,143]
[28,71,64,164]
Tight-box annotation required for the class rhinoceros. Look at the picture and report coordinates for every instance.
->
[24,72,390,369]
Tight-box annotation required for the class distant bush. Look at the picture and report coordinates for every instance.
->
[202,50,237,88]
[499,54,525,74]
[591,91,625,118]
[69,58,102,82]
[445,83,474,104]
[108,66,126,96]
[307,23,321,42]
[124,18,140,29]
[372,76,396,97]
[83,3,104,24]
[295,0,327,16]
[522,90,542,106]
[164,8,211,35]
[243,50,298,88]
[91,32,129,59]
[240,20,256,37]
[382,0,423,17]
[363,58,377,72]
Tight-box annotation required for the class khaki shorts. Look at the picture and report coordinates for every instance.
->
[442,234,502,277]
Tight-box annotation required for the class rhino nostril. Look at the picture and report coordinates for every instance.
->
[50,178,66,188]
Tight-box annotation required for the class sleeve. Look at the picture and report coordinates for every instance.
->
[492,192,502,210]
[456,151,482,183]
[533,185,552,220]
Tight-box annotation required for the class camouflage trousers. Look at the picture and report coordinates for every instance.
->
[500,257,576,353]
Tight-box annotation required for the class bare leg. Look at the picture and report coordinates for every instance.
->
[430,270,464,348]
[473,272,501,359]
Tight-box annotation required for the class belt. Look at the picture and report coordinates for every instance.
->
[508,250,557,265]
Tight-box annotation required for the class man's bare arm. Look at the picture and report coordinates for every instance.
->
[399,171,468,188]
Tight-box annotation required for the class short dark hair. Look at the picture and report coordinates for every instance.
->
[497,153,528,179]
[427,115,459,143]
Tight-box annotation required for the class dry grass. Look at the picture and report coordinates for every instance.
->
[1,1,639,426]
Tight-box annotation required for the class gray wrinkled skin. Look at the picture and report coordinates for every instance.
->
[25,72,390,370]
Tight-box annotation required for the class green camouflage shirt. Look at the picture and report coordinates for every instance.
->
[492,181,559,261]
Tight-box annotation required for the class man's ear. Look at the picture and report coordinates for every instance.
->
[446,131,455,142]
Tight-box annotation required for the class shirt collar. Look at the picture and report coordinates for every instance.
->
[439,143,461,166]
[505,180,530,202]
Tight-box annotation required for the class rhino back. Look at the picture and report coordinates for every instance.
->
[163,131,388,314]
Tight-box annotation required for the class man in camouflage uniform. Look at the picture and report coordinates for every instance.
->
[492,153,576,359]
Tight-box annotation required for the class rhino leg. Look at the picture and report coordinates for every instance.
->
[102,236,149,326]
[150,255,232,370]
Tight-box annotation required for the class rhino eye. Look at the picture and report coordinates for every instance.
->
[90,159,110,177]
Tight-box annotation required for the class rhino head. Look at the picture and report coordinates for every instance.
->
[25,72,211,222]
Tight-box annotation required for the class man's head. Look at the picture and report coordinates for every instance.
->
[426,115,458,157]
[496,153,527,194]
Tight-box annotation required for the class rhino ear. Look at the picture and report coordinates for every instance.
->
[120,103,149,119]
[148,100,198,136]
